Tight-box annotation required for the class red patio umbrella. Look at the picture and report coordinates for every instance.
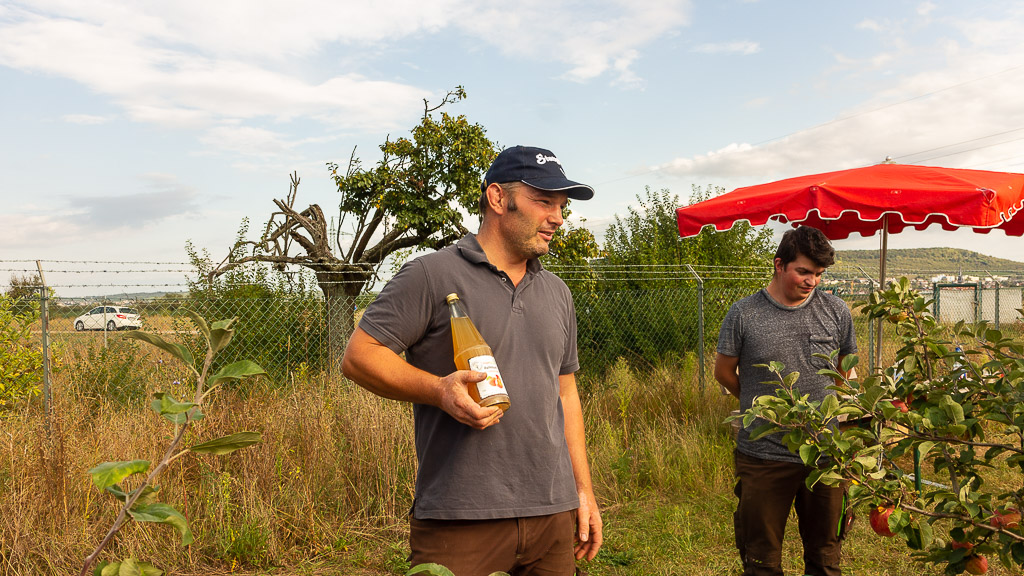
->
[676,162,1024,365]
[676,162,1024,285]
[676,162,1024,240]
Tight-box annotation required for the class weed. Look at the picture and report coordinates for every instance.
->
[70,336,151,409]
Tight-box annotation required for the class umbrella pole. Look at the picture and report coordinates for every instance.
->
[875,215,889,367]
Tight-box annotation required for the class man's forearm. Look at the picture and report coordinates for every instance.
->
[342,327,502,430]
[559,374,593,494]
[559,372,602,560]
[714,353,741,398]
[341,327,442,404]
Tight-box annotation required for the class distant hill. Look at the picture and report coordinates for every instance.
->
[835,248,1024,277]
[60,291,187,303]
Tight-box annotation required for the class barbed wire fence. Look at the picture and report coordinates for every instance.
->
[4,259,1024,411]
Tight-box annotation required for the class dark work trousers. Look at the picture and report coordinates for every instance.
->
[408,511,577,576]
[734,450,844,576]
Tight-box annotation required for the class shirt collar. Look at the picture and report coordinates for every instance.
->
[456,234,543,276]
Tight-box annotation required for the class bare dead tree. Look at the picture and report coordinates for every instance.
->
[206,88,496,369]
[207,170,379,367]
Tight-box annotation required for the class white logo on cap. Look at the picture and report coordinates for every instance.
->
[536,154,561,166]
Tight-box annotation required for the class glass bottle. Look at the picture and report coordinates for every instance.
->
[446,293,511,412]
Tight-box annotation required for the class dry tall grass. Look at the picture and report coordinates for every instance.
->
[2,339,417,575]
[4,338,982,575]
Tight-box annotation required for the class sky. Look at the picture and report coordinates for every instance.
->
[3,0,1024,295]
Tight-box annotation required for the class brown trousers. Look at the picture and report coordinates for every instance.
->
[408,511,576,576]
[734,450,845,576]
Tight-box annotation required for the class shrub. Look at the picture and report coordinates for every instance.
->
[0,294,43,411]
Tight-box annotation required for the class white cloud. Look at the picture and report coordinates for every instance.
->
[0,0,692,166]
[0,10,433,130]
[200,125,294,159]
[655,7,1024,188]
[918,2,937,17]
[461,0,692,86]
[62,114,111,125]
[744,97,769,109]
[0,212,81,250]
[857,19,883,32]
[691,41,761,55]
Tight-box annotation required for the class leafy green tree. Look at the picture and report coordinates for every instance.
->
[543,212,602,294]
[209,87,496,365]
[602,185,773,283]
[547,216,601,265]
[738,279,1024,575]
[578,185,774,374]
[4,273,44,301]
[0,294,43,410]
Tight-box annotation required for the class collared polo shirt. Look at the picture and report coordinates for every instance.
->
[358,234,580,519]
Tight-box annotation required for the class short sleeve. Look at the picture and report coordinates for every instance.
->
[717,302,743,357]
[560,290,580,375]
[840,303,858,356]
[358,259,433,354]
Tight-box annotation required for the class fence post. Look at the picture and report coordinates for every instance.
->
[973,283,980,324]
[35,261,52,434]
[933,283,941,324]
[995,282,1000,330]
[855,266,876,372]
[686,265,705,393]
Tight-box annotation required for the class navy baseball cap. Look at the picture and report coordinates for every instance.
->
[481,145,594,200]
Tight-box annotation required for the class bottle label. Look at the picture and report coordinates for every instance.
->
[468,355,507,399]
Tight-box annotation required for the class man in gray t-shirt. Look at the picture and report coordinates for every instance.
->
[342,146,602,575]
[715,226,856,576]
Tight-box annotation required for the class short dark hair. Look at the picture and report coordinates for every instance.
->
[478,182,522,219]
[775,226,835,269]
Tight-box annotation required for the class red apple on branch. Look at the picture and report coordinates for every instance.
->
[870,505,896,537]
[965,554,988,575]
[992,508,1021,530]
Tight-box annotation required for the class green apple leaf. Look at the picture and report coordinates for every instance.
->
[185,310,210,343]
[208,317,238,353]
[122,331,195,370]
[189,431,261,455]
[150,392,196,416]
[118,558,142,576]
[88,460,150,491]
[105,484,159,506]
[406,564,456,576]
[207,360,265,389]
[128,503,194,546]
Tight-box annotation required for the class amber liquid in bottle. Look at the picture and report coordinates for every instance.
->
[447,293,510,412]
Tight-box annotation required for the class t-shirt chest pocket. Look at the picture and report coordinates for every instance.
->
[809,334,838,369]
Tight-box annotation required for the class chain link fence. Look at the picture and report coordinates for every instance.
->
[11,261,1022,410]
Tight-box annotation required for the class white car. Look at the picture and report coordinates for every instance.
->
[74,306,142,331]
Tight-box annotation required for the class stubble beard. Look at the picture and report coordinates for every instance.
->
[506,195,551,259]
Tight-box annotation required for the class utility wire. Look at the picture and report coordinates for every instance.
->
[892,127,1024,163]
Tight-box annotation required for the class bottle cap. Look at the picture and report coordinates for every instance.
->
[445,293,459,304]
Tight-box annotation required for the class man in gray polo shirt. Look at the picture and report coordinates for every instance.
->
[342,145,602,575]
[714,226,856,576]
